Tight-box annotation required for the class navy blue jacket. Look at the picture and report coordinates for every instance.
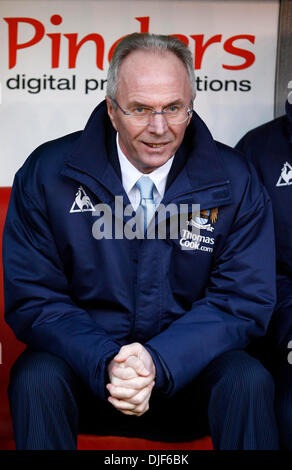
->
[236,100,292,353]
[3,100,276,400]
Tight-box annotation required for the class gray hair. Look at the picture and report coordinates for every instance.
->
[106,33,196,102]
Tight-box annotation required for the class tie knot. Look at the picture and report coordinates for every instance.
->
[136,176,155,200]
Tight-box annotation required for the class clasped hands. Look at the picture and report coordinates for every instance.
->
[107,342,156,417]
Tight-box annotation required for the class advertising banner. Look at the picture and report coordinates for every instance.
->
[0,0,279,185]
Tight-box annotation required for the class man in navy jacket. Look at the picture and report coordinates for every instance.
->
[236,99,292,449]
[3,33,279,449]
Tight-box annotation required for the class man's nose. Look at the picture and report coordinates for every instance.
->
[147,113,169,134]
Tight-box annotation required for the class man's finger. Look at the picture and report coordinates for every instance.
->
[110,364,138,380]
[126,382,154,405]
[108,395,150,417]
[120,407,149,417]
[108,373,154,390]
[125,356,150,376]
[114,343,143,362]
[107,396,136,411]
[106,383,137,400]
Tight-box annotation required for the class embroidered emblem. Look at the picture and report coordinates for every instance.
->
[276,162,292,187]
[188,208,218,232]
[70,186,96,213]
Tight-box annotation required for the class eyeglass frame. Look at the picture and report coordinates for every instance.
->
[110,98,193,124]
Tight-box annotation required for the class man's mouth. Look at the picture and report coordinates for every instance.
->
[144,142,166,148]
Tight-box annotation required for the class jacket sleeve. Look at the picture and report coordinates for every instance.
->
[3,171,120,400]
[146,169,276,396]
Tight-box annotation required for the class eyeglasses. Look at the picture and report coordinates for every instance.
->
[111,98,193,125]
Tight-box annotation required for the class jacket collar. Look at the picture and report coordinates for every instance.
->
[61,100,232,208]
[163,109,231,205]
[61,101,127,205]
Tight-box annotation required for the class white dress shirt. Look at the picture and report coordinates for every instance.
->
[116,133,174,211]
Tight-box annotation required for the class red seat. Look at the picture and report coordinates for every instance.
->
[0,186,213,450]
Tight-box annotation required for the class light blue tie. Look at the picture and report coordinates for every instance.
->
[136,176,156,233]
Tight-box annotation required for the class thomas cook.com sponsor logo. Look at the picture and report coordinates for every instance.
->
[3,15,254,95]
[179,208,218,252]
[179,230,215,253]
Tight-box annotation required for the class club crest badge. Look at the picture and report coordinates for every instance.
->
[189,208,218,232]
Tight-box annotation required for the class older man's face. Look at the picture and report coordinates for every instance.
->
[106,50,193,174]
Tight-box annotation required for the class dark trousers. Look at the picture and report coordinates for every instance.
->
[8,348,279,450]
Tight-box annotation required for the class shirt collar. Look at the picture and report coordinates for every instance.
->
[116,133,174,198]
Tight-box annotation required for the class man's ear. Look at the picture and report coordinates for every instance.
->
[106,96,117,131]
